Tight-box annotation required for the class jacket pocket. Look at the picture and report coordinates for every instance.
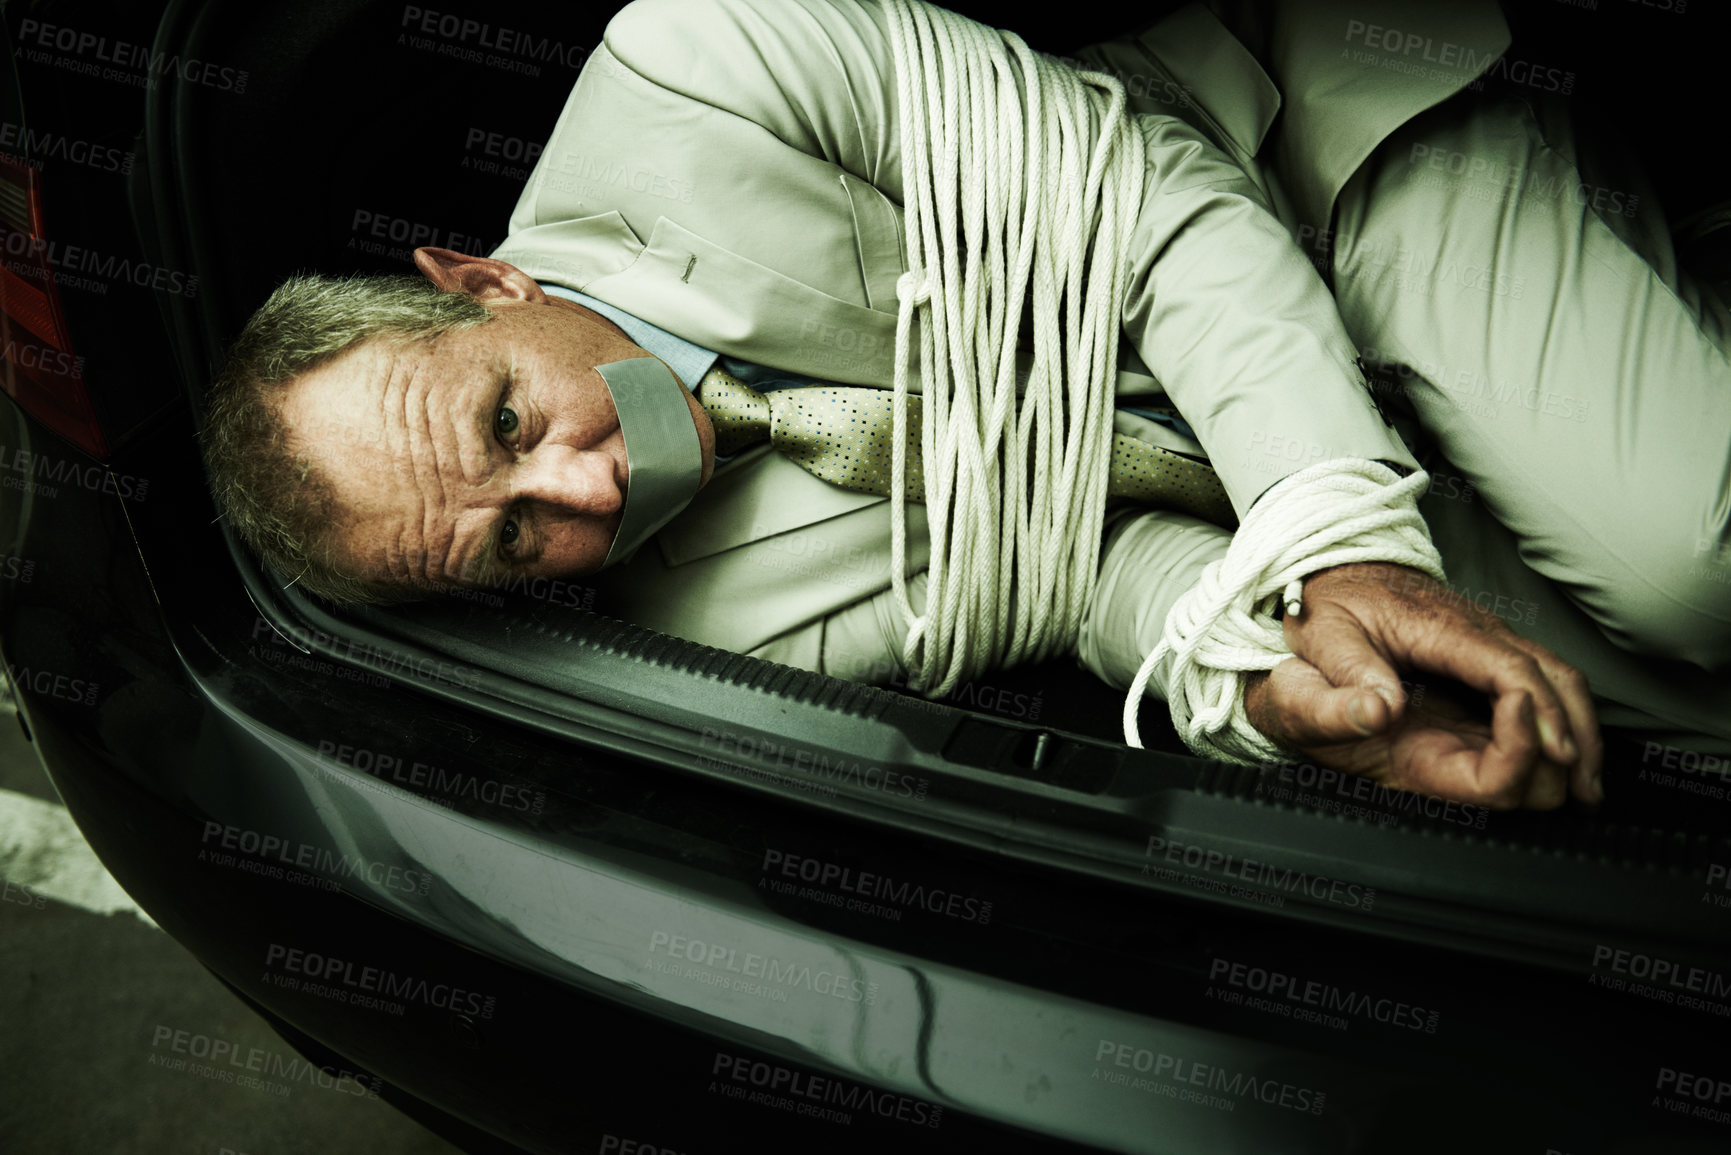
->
[839,172,907,314]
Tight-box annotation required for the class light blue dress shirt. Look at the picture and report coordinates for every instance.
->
[539,282,819,394]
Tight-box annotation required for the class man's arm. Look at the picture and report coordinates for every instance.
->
[1081,516,1601,809]
[598,0,1416,510]
[584,0,1599,798]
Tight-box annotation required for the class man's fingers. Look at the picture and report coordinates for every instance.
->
[1263,561,1604,812]
[1283,608,1407,721]
[1261,659,1388,746]
[1388,692,1555,809]
[1519,757,1570,809]
[1256,659,1575,812]
[1396,739,1566,811]
[1480,690,1544,806]
[1511,639,1604,805]
[1293,565,1590,774]
[1359,596,1586,770]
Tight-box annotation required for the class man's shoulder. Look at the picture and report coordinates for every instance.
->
[604,0,886,74]
[1234,0,1510,231]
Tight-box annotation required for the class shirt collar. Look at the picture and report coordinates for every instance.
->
[538,282,717,392]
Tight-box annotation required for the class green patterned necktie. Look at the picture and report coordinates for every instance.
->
[697,364,1237,528]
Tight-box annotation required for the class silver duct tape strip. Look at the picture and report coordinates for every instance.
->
[597,357,704,568]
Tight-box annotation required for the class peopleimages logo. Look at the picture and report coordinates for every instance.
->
[464,127,542,165]
[1349,236,1527,300]
[1654,1067,1731,1128]
[198,821,432,896]
[1406,142,1641,218]
[15,19,250,93]
[1143,835,1375,911]
[348,209,496,255]
[541,152,697,206]
[699,727,929,800]
[759,849,993,924]
[1703,863,1731,911]
[0,121,134,174]
[263,943,497,1019]
[398,5,586,73]
[248,616,482,691]
[1357,342,1591,424]
[2,879,48,910]
[710,1052,943,1129]
[5,663,98,707]
[1591,945,1731,998]
[1642,741,1729,777]
[1590,944,1731,1022]
[148,1025,380,1098]
[598,1139,690,1155]
[1,335,86,380]
[315,740,546,816]
[1093,1040,1326,1115]
[1638,741,1729,802]
[1268,759,1489,830]
[647,930,879,1006]
[1341,19,1574,95]
[1206,957,1440,1034]
[0,444,150,501]
[0,228,197,297]
[886,664,1043,720]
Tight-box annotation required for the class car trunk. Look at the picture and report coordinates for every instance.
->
[121,0,1731,951]
[25,0,1726,1147]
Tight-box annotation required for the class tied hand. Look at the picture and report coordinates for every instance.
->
[1242,562,1603,809]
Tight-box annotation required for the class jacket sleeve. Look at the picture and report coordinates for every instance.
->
[748,508,1229,706]
[600,0,1417,513]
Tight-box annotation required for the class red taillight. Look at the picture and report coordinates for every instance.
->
[0,152,107,459]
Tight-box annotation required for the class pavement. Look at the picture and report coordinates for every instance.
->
[0,682,464,1155]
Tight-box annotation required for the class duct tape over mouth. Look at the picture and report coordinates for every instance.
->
[597,356,705,568]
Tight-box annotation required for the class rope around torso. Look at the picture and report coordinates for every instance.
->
[880,0,1447,759]
[882,0,1142,697]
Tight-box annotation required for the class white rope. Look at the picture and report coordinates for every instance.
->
[1122,459,1448,761]
[883,0,1143,697]
[880,4,1445,763]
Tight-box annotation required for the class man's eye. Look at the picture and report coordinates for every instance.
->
[495,405,520,440]
[500,517,520,549]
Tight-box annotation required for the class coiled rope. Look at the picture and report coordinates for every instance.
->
[883,0,1143,697]
[1122,460,1446,758]
[882,0,1447,760]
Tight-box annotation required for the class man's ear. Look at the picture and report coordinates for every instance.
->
[413,248,548,304]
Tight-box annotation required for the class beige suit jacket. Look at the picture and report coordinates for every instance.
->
[491,0,1508,684]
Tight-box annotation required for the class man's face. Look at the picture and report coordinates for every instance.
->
[276,294,716,590]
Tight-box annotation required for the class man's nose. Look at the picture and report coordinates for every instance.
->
[513,444,625,516]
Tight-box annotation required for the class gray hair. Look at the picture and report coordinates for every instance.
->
[200,273,494,605]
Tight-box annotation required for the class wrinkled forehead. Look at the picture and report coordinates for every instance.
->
[266,336,464,575]
[274,337,410,456]
[269,336,462,522]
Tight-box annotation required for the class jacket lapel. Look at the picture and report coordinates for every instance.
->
[655,447,886,565]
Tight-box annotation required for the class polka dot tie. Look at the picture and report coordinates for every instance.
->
[698,364,1236,528]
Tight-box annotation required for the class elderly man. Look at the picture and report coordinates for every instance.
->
[201,0,1731,810]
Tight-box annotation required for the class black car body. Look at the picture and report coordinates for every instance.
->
[4,0,1731,1151]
